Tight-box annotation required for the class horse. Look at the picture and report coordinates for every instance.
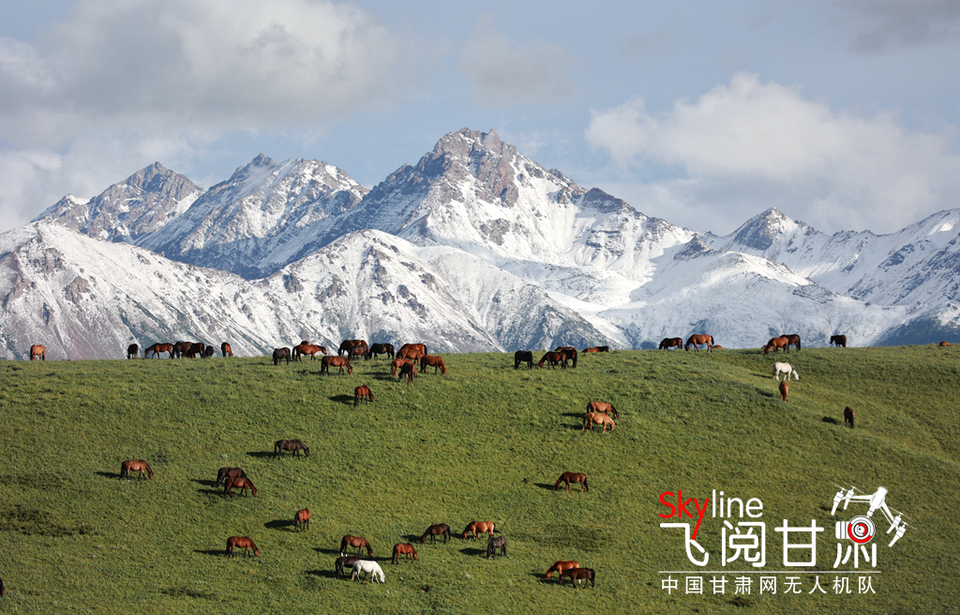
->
[555,346,578,368]
[546,560,580,580]
[486,536,506,559]
[321,356,352,375]
[461,521,497,540]
[120,460,153,480]
[514,350,534,370]
[659,337,683,350]
[172,341,191,358]
[145,343,174,358]
[338,340,367,356]
[779,380,788,402]
[773,362,799,381]
[294,508,310,531]
[940,341,952,347]
[582,412,615,433]
[274,439,310,459]
[555,472,589,492]
[420,523,451,544]
[420,355,446,375]
[830,334,847,348]
[226,536,259,557]
[224,476,257,497]
[126,344,139,359]
[844,407,855,429]
[396,345,425,361]
[293,343,326,361]
[391,358,411,377]
[763,336,790,355]
[354,385,374,406]
[29,345,45,361]
[560,567,595,588]
[216,467,246,487]
[221,342,233,357]
[351,560,385,583]
[366,343,394,359]
[272,347,291,365]
[712,345,723,349]
[186,342,205,358]
[399,361,416,383]
[685,334,714,351]
[392,543,418,563]
[586,401,618,420]
[785,334,801,351]
[202,346,215,358]
[539,351,566,369]
[335,556,362,578]
[340,535,373,556]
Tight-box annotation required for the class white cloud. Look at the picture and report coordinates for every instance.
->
[586,72,960,234]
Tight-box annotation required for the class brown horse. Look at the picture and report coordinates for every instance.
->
[461,521,497,540]
[659,337,683,350]
[844,407,855,429]
[396,346,425,361]
[29,345,45,361]
[186,341,205,358]
[486,536,506,559]
[221,342,233,357]
[420,355,447,374]
[126,344,139,359]
[420,523,451,544]
[514,350,534,370]
[392,543,418,563]
[940,341,952,347]
[830,334,847,348]
[555,472,589,492]
[294,508,310,531]
[539,351,566,369]
[399,361,416,383]
[224,476,257,497]
[274,439,310,459]
[226,536,259,557]
[586,401,618,420]
[555,346,578,368]
[582,412,615,433]
[560,567,595,588]
[338,339,366,356]
[546,560,581,580]
[320,356,352,375]
[779,380,789,402]
[335,556,362,578]
[216,467,246,487]
[763,336,790,355]
[785,334,801,351]
[347,341,369,360]
[354,385,374,405]
[120,460,153,480]
[340,535,373,556]
[390,358,410,377]
[685,334,714,351]
[293,343,325,360]
[145,342,175,358]
[366,343,395,359]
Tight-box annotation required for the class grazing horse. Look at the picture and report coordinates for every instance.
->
[221,342,233,357]
[785,334,801,352]
[398,343,427,357]
[294,343,326,361]
[685,334,714,351]
[351,560,385,583]
[939,341,952,347]
[659,337,683,350]
[539,351,566,369]
[202,346,215,358]
[145,343,174,358]
[555,346,578,368]
[586,401,618,420]
[844,407,855,429]
[391,358,411,377]
[461,521,497,540]
[224,476,257,497]
[392,543,418,563]
[779,380,789,402]
[555,472,589,492]
[347,342,369,360]
[366,343,394,359]
[763,336,790,355]
[582,412,615,433]
[274,439,310,459]
[272,347,291,365]
[29,345,45,361]
[486,536,506,559]
[514,350,534,370]
[338,340,367,356]
[120,460,153,480]
[773,362,799,381]
[226,536,259,557]
[420,523,451,544]
[830,334,847,348]
[354,385,374,406]
[420,355,447,375]
[185,342,205,358]
[340,535,373,556]
[172,341,192,358]
[126,344,139,359]
[546,560,580,580]
[294,508,310,531]
[335,556,362,578]
[560,567,595,588]
[399,361,416,383]
[320,356,352,375]
[216,467,246,487]
[396,345,425,361]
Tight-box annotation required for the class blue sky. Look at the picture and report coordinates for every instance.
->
[1,0,958,235]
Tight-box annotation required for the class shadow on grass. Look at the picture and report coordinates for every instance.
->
[328,394,354,405]
[314,547,342,556]
[822,416,840,425]
[265,518,293,531]
[194,549,227,557]
[190,478,218,488]
[196,487,223,497]
[535,483,558,491]
[460,547,487,557]
[96,471,121,480]
[306,569,340,579]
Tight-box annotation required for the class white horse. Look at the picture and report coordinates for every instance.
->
[774,362,799,381]
[351,560,385,583]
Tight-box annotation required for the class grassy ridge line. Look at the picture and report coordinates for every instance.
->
[0,347,957,614]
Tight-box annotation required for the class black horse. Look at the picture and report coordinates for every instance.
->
[486,536,506,559]
[126,344,139,359]
[272,347,291,365]
[365,343,395,359]
[514,350,534,370]
[420,523,451,544]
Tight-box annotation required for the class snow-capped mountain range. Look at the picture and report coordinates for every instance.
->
[2,128,958,359]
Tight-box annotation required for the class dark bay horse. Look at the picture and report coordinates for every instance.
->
[399,361,416,382]
[126,344,139,359]
[216,467,246,487]
[539,351,566,369]
[335,556,362,578]
[392,543,418,563]
[586,401,618,420]
[366,343,395,359]
[172,341,191,358]
[420,355,446,374]
[224,476,257,497]
[659,337,683,350]
[486,536,506,559]
[274,439,310,459]
[685,334,714,351]
[555,472,589,492]
[461,521,497,540]
[186,342,205,358]
[560,567,595,588]
[354,385,373,405]
[764,336,790,355]
[785,334,801,351]
[844,407,855,429]
[514,350,534,370]
[340,535,373,556]
[120,460,153,480]
[546,560,580,580]
[555,346,578,368]
[320,356,352,375]
[29,345,45,361]
[830,334,847,348]
[226,536,259,557]
[221,342,233,357]
[145,343,174,358]
[294,508,310,531]
[273,347,291,365]
[338,340,367,356]
[420,523,451,544]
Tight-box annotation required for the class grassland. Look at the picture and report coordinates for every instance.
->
[0,346,958,614]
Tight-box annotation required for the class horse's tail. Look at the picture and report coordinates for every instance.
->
[583,477,590,492]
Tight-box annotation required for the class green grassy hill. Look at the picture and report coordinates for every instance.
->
[0,347,957,614]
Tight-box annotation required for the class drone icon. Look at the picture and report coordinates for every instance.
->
[830,484,911,547]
